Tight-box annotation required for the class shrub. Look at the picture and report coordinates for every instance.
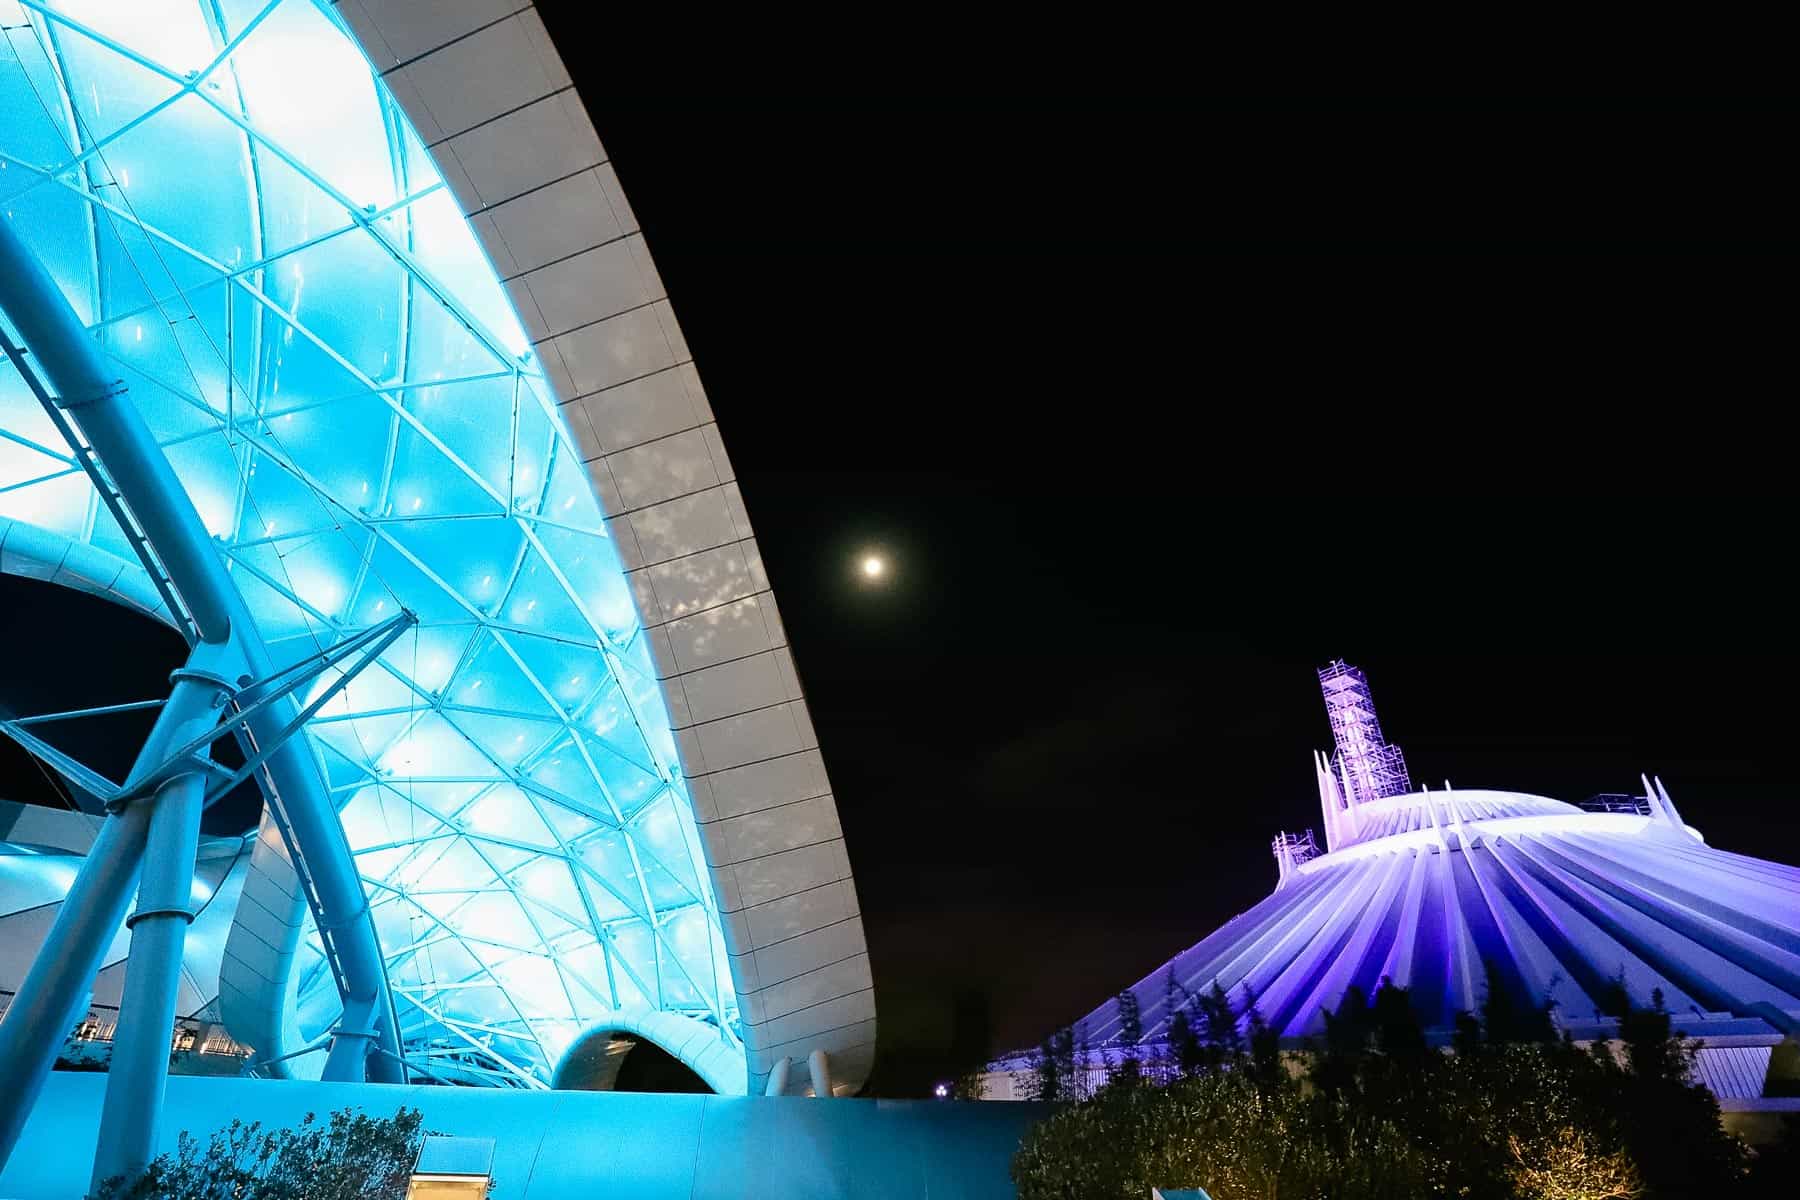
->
[94,1105,425,1200]
[1506,1127,1642,1200]
[1011,1072,1425,1200]
[1012,979,1769,1199]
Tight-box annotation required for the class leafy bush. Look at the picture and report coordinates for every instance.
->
[94,1105,425,1200]
[1741,1116,1800,1200]
[1506,1127,1641,1200]
[1013,1071,1425,1200]
[1013,978,1771,1200]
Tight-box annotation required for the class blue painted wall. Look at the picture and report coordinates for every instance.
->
[2,1075,1047,1199]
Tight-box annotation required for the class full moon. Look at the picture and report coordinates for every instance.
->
[860,554,886,580]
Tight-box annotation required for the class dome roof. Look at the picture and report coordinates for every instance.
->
[1083,780,1800,1048]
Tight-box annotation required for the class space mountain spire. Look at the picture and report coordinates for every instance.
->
[1021,658,1800,1083]
[1276,661,1414,882]
[1311,659,1413,852]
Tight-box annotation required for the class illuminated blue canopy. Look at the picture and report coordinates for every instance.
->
[0,0,736,1086]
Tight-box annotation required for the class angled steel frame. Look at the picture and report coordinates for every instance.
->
[0,608,414,809]
[0,206,405,1190]
[1,0,741,1109]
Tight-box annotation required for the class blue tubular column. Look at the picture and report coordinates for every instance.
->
[0,209,396,1183]
[92,662,236,1192]
[0,794,158,1166]
[0,214,241,1177]
[224,595,406,1089]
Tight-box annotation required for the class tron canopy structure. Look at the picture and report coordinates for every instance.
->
[0,0,873,1184]
[988,661,1800,1100]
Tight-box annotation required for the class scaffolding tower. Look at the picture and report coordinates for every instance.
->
[1271,829,1322,887]
[1318,659,1413,808]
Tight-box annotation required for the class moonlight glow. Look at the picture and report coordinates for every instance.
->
[860,554,887,580]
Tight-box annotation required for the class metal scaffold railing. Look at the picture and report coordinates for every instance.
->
[1317,659,1413,808]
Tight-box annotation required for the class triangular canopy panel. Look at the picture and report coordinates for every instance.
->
[0,0,735,1088]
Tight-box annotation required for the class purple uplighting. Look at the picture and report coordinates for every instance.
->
[992,661,1800,1098]
[1319,659,1413,816]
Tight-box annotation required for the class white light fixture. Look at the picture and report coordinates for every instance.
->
[407,1135,494,1200]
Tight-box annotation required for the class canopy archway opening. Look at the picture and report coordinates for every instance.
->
[552,1027,710,1095]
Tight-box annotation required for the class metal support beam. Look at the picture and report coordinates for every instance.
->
[0,717,125,804]
[0,610,414,815]
[764,1057,791,1096]
[102,608,416,810]
[323,995,381,1082]
[89,665,233,1193]
[0,802,153,1164]
[808,1049,834,1098]
[91,772,207,1192]
[0,648,233,1177]
[0,198,408,1182]
[0,606,413,1182]
[0,611,413,1155]
[0,328,227,643]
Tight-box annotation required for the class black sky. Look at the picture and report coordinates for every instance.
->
[6,85,1796,1096]
[533,85,1795,1092]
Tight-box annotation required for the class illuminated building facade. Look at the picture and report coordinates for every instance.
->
[0,1,872,1189]
[0,800,256,1073]
[986,661,1800,1102]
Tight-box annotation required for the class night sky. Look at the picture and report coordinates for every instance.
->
[536,87,1796,1093]
[5,88,1795,1096]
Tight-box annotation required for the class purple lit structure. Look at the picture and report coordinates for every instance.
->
[985,661,1800,1102]
[1317,658,1412,824]
[1270,829,1321,888]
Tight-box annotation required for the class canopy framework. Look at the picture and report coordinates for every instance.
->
[0,0,737,1104]
[0,181,418,1186]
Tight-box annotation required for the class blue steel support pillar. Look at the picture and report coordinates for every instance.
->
[90,670,234,1193]
[0,156,402,1179]
[0,654,234,1176]
[324,995,380,1081]
[0,199,233,1178]
[229,611,405,1087]
[0,804,155,1164]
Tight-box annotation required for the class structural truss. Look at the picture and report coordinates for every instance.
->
[0,0,735,1088]
[1318,659,1412,811]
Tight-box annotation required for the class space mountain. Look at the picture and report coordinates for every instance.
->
[988,661,1800,1099]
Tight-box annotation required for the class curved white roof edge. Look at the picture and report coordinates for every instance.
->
[0,517,177,629]
[328,0,874,1095]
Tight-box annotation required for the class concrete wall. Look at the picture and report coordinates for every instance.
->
[2,1074,1046,1200]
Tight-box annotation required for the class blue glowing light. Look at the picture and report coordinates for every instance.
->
[0,0,735,1085]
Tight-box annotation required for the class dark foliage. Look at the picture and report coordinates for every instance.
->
[1741,1116,1800,1200]
[1013,1069,1425,1200]
[1015,973,1783,1200]
[1114,987,1142,1081]
[1164,970,1204,1078]
[1024,1024,1081,1102]
[1244,1003,1280,1088]
[93,1106,426,1200]
[1195,983,1241,1074]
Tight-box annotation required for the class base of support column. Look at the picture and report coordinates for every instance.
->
[808,1049,833,1098]
[764,1057,791,1096]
